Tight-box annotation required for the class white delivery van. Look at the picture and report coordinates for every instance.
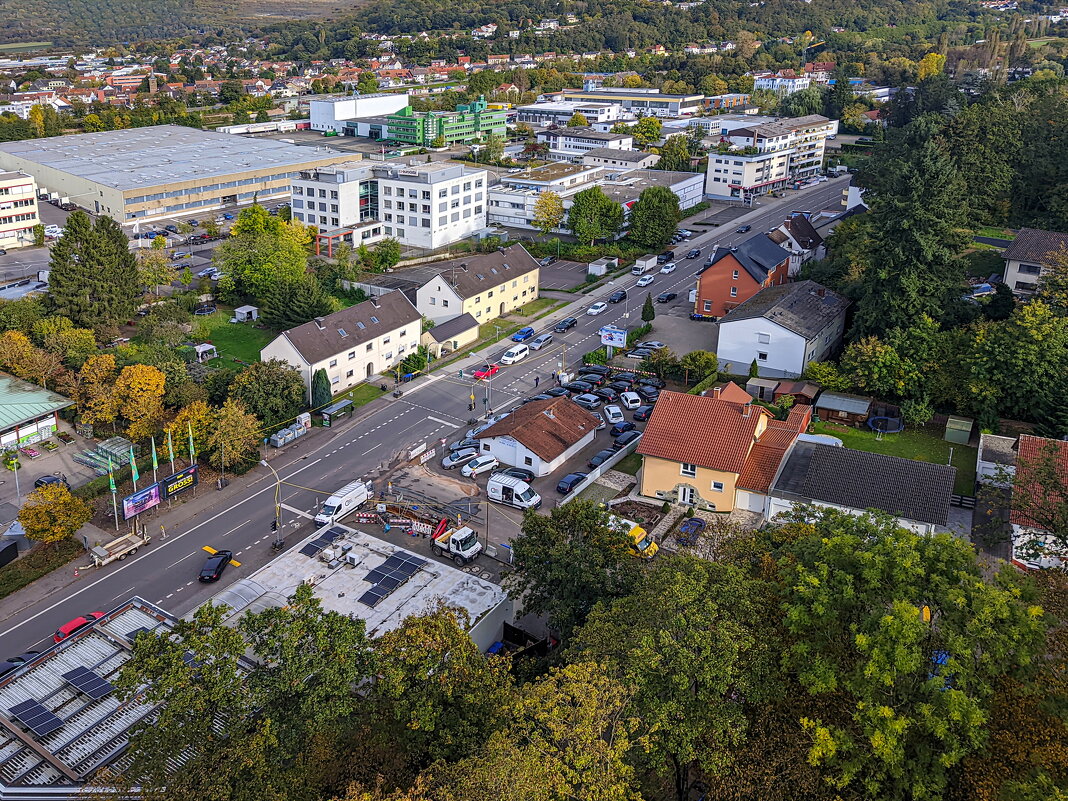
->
[487,474,542,509]
[500,344,529,365]
[314,479,373,525]
[631,255,657,275]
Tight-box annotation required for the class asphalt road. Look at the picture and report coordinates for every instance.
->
[0,175,851,657]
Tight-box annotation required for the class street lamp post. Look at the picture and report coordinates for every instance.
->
[259,460,283,547]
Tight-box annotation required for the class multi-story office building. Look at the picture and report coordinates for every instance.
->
[541,88,705,117]
[385,96,507,145]
[534,127,634,161]
[515,101,624,126]
[291,161,489,253]
[0,170,39,250]
[704,115,838,200]
[0,125,347,225]
[309,92,411,134]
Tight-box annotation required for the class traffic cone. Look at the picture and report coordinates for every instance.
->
[73,567,80,579]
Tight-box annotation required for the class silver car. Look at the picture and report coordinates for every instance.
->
[529,333,553,350]
[442,448,480,469]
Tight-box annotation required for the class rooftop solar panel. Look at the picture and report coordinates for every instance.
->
[9,699,63,737]
[62,666,115,700]
[364,567,387,584]
[298,543,322,558]
[357,588,387,607]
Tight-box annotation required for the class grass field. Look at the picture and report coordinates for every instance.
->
[329,383,385,409]
[613,452,642,476]
[193,310,276,366]
[811,422,977,496]
[0,42,51,52]
[972,225,1017,240]
[514,297,559,317]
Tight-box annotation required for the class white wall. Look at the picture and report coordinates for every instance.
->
[417,276,464,324]
[480,428,596,477]
[309,93,410,133]
[717,317,807,378]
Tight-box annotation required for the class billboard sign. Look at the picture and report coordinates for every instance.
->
[122,484,162,520]
[599,326,627,348]
[160,465,199,500]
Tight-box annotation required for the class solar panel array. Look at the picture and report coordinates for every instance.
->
[62,666,114,700]
[298,528,347,558]
[358,553,427,608]
[9,700,63,737]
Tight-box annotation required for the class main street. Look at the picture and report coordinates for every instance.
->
[0,175,851,657]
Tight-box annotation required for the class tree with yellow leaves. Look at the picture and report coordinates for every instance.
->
[206,399,261,471]
[18,484,93,544]
[918,52,947,80]
[166,401,212,464]
[114,363,166,440]
[69,354,120,427]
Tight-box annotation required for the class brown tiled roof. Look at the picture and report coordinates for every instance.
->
[736,411,808,492]
[478,397,599,461]
[1002,228,1068,265]
[1010,435,1068,528]
[708,381,752,404]
[637,391,768,474]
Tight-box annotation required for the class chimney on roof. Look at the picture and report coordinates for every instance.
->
[712,386,721,398]
[742,401,752,417]
[816,287,826,297]
[370,296,379,307]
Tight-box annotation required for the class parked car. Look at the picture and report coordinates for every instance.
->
[593,387,619,403]
[196,267,216,278]
[496,467,536,483]
[538,255,557,267]
[554,317,578,332]
[619,391,643,410]
[636,275,655,287]
[198,549,233,582]
[53,612,104,643]
[521,394,554,404]
[563,380,594,394]
[442,447,480,469]
[625,348,653,360]
[449,438,481,453]
[529,333,553,350]
[656,292,678,303]
[572,393,602,410]
[511,326,535,342]
[610,421,636,436]
[613,430,642,450]
[164,224,179,233]
[556,472,588,494]
[580,365,612,376]
[34,475,69,490]
[544,387,569,398]
[0,249,6,256]
[608,289,627,304]
[0,652,39,679]
[603,405,625,425]
[467,413,510,439]
[587,301,608,315]
[686,248,701,259]
[659,262,677,274]
[608,380,633,393]
[577,372,606,387]
[461,455,500,477]
[638,341,667,350]
[637,376,666,389]
[611,371,637,382]
[633,405,655,421]
[637,385,661,401]
[473,363,500,379]
[588,449,617,468]
[590,412,606,430]
[736,225,752,233]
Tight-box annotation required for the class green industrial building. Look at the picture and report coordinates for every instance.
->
[386,96,507,146]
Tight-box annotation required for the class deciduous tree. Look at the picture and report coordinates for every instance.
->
[566,111,588,127]
[655,134,691,171]
[207,398,261,471]
[114,363,166,440]
[17,484,92,544]
[531,190,565,237]
[228,359,307,424]
[627,185,679,250]
[566,187,623,247]
[631,116,662,147]
[215,205,311,301]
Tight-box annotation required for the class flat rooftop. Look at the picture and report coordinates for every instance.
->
[503,161,599,183]
[598,168,701,203]
[211,526,507,639]
[0,125,346,192]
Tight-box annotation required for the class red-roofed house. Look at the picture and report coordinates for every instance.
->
[636,390,809,511]
[1009,434,1068,570]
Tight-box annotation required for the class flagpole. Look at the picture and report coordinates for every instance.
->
[150,436,158,484]
[129,445,139,492]
[108,457,119,531]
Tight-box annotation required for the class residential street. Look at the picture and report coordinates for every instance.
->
[0,176,851,658]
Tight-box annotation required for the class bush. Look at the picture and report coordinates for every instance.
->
[0,539,83,601]
[584,348,609,365]
[688,373,720,395]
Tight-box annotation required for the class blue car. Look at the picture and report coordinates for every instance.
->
[511,326,535,342]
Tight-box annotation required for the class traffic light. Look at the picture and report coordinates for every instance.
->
[271,520,278,531]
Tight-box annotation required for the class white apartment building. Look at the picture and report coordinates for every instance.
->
[291,161,489,251]
[516,101,624,126]
[753,71,812,95]
[260,291,421,400]
[705,115,838,200]
[0,170,39,250]
[535,127,634,161]
[542,88,705,117]
[309,92,411,134]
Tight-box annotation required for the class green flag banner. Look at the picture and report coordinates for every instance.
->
[129,446,139,482]
[150,437,158,471]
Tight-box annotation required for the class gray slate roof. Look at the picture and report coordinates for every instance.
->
[772,441,955,526]
[583,148,654,162]
[719,280,849,339]
[428,244,541,300]
[427,313,478,342]
[275,290,420,365]
[699,234,790,284]
[1002,228,1068,264]
[814,392,872,415]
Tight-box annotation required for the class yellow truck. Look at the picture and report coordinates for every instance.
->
[608,515,659,559]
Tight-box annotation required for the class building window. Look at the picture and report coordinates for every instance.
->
[730,287,738,297]
[346,370,354,378]
[383,186,392,195]
[703,300,712,312]
[1019,263,1042,275]
[328,359,337,367]
[757,332,771,344]
[732,270,739,279]
[681,463,697,477]
[442,299,449,307]
[757,352,768,361]
[366,343,373,352]
[523,456,533,466]
[348,351,355,359]
[429,297,436,305]
[711,481,724,492]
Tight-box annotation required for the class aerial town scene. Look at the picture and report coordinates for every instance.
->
[0,0,1062,797]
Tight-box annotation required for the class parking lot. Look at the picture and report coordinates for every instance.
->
[538,259,589,290]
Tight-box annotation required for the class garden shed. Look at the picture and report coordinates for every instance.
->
[194,343,218,363]
[232,305,259,323]
[814,392,873,427]
[944,416,973,445]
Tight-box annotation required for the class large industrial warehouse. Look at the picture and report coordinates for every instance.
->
[0,125,348,225]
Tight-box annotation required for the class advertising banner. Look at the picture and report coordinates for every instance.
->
[122,484,161,520]
[160,464,199,500]
[599,326,627,348]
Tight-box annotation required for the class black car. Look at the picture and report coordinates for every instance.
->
[198,549,233,582]
[610,421,636,436]
[564,380,594,394]
[593,387,619,402]
[686,249,701,259]
[544,387,570,398]
[497,467,536,483]
[34,475,69,490]
[656,292,678,303]
[577,373,607,387]
[637,385,661,401]
[556,472,587,494]
[613,430,642,450]
[625,348,653,360]
[164,224,179,233]
[608,380,633,393]
[736,225,752,233]
[608,289,627,304]
[588,449,616,468]
[610,371,637,383]
[579,364,612,377]
[0,652,38,680]
[521,394,554,404]
[637,376,666,389]
[633,405,654,421]
[554,317,578,332]
[657,250,675,263]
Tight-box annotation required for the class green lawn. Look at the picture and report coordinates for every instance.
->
[476,319,522,345]
[513,297,559,317]
[330,383,385,409]
[972,226,1016,240]
[811,422,977,496]
[613,452,642,476]
[193,309,276,366]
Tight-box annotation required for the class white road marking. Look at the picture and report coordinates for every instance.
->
[165,553,198,570]
[427,416,457,426]
[361,444,380,455]
[280,503,313,520]
[222,521,249,537]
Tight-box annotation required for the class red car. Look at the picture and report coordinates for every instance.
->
[473,363,500,380]
[53,612,104,643]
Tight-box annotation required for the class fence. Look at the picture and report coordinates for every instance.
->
[558,435,642,506]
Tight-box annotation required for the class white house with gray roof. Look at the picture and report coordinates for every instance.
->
[260,291,421,401]
[716,280,849,378]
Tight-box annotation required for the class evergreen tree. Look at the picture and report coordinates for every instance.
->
[627,186,679,249]
[49,211,140,328]
[311,368,332,408]
[261,274,333,329]
[641,293,655,323]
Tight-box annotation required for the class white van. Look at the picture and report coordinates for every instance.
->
[500,343,529,365]
[487,474,542,509]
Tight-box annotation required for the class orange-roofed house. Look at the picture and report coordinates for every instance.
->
[1009,434,1068,570]
[636,389,809,512]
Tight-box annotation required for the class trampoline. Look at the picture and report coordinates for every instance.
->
[867,416,904,434]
